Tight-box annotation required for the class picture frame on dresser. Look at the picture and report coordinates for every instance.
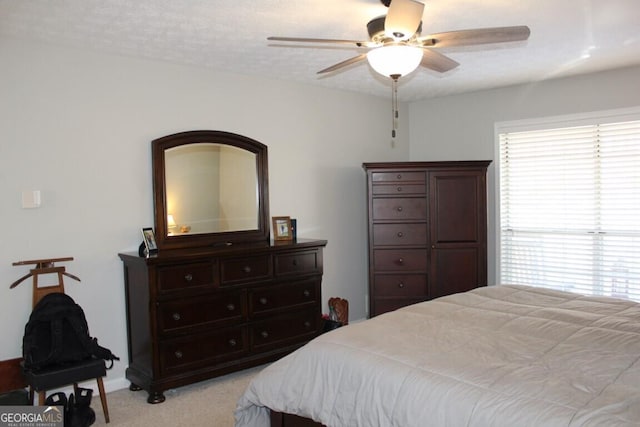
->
[141,227,158,254]
[272,216,293,241]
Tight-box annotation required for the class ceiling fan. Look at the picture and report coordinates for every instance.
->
[268,0,530,79]
[268,0,530,138]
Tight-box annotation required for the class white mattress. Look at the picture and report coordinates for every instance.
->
[235,285,640,426]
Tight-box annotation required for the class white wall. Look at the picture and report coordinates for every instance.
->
[408,65,640,285]
[0,37,410,390]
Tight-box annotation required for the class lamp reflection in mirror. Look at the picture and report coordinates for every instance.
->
[366,44,423,78]
[167,214,177,235]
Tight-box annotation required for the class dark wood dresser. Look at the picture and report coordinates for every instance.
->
[364,161,490,317]
[118,238,327,403]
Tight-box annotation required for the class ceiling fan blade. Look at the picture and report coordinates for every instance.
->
[420,26,530,48]
[317,54,368,74]
[420,49,459,73]
[268,36,371,47]
[385,0,425,40]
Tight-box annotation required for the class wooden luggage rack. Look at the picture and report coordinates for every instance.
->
[10,257,112,423]
[10,257,81,306]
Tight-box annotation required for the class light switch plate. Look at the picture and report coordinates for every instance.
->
[22,190,41,208]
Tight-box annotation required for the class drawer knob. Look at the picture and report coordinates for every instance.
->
[226,303,235,311]
[184,274,193,282]
[172,312,181,321]
[174,351,183,359]
[397,231,404,238]
[396,186,403,192]
[260,331,269,339]
[303,289,310,298]
[432,245,436,249]
[242,266,252,274]
[259,297,268,305]
[228,339,237,347]
[396,174,402,180]
[396,206,403,212]
[304,321,311,328]
[398,282,405,288]
[398,258,404,265]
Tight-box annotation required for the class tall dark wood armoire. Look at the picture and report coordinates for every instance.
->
[363,161,491,317]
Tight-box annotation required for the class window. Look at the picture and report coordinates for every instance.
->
[497,109,640,302]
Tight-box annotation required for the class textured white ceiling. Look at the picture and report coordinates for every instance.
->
[1,0,639,101]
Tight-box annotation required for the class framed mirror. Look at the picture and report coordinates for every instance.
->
[152,130,270,250]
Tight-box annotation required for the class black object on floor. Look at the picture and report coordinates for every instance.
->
[0,389,30,405]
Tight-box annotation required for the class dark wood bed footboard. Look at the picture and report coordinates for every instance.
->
[270,411,325,427]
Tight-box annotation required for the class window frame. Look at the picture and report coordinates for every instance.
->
[494,106,640,300]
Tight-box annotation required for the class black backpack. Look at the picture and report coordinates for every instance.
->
[22,293,119,371]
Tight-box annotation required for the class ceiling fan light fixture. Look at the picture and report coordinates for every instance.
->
[384,0,425,40]
[366,45,423,78]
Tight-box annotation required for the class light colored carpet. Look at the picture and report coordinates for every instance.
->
[92,365,264,426]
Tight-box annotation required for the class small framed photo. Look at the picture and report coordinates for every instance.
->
[141,227,158,253]
[272,216,293,241]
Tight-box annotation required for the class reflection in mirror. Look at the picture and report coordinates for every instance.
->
[165,143,258,235]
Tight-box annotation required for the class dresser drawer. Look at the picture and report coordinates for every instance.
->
[373,249,428,271]
[373,274,428,297]
[372,171,426,183]
[250,309,318,352]
[372,183,426,195]
[372,223,427,246]
[372,198,427,221]
[159,326,248,374]
[157,262,216,292]
[220,255,271,285]
[249,279,318,316]
[158,291,246,334]
[275,250,320,276]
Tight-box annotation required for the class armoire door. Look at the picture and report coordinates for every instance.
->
[429,169,488,299]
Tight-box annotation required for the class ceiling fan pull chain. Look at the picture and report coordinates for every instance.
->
[391,74,400,139]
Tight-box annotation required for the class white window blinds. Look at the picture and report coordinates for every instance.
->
[499,115,640,302]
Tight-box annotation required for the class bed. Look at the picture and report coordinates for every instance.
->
[234,285,640,426]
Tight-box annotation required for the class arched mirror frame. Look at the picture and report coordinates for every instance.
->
[152,130,270,250]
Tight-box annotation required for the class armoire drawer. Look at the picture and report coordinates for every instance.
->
[373,249,428,271]
[250,309,318,352]
[371,171,426,183]
[275,250,320,276]
[157,291,246,334]
[372,198,427,221]
[373,297,428,316]
[373,274,428,297]
[371,183,426,196]
[157,262,216,292]
[159,326,248,374]
[220,255,271,285]
[249,279,318,316]
[372,223,428,246]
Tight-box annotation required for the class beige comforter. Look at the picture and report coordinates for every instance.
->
[235,285,640,426]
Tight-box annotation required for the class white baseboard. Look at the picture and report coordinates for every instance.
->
[102,376,130,394]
